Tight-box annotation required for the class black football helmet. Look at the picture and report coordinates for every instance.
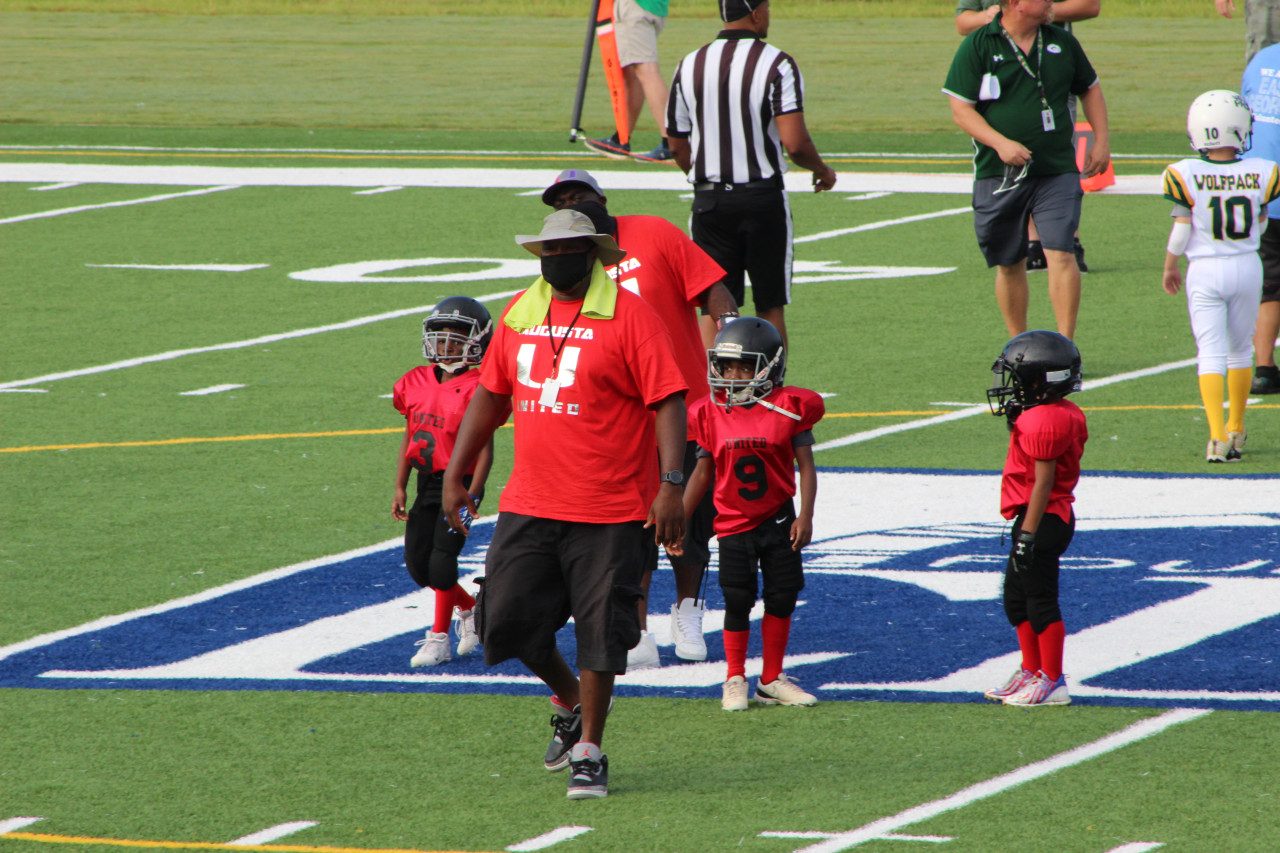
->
[422,296,492,366]
[708,317,786,409]
[987,330,1082,423]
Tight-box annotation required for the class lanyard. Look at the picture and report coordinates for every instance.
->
[545,302,584,373]
[1001,25,1050,113]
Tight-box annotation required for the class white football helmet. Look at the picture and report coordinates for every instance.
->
[1187,89,1253,153]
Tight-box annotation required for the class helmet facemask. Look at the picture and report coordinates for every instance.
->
[422,314,490,369]
[709,346,783,410]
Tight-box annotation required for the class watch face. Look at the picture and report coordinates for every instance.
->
[663,471,684,485]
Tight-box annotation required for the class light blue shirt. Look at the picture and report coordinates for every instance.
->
[1243,42,1280,219]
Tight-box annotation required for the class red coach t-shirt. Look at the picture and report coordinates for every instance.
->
[611,215,725,422]
[482,278,688,523]
[1000,398,1088,523]
[392,366,483,475]
[690,386,825,537]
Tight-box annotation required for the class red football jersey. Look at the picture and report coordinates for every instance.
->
[481,285,688,523]
[1000,398,1089,523]
[392,366,484,475]
[610,215,725,427]
[689,386,825,536]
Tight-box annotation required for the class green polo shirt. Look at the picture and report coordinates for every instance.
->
[943,13,1097,179]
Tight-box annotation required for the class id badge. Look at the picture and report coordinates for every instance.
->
[1041,109,1055,132]
[539,377,560,407]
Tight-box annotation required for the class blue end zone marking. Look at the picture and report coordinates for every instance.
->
[4,470,1279,709]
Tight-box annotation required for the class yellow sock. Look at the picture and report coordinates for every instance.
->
[1226,368,1251,434]
[1199,373,1227,442]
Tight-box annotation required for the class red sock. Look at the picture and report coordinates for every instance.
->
[1016,621,1041,674]
[723,629,749,679]
[453,584,475,612]
[1037,621,1065,681]
[760,613,791,685]
[431,586,454,634]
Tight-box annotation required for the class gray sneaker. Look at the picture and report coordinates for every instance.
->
[566,745,609,799]
[544,702,582,771]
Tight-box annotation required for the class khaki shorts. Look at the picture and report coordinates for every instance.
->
[615,0,665,67]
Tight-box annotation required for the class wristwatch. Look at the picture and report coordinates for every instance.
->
[660,470,684,486]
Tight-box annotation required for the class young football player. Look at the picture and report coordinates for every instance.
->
[392,296,496,666]
[683,318,825,712]
[984,330,1088,707]
[1162,89,1280,462]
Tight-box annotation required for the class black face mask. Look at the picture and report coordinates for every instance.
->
[541,251,593,292]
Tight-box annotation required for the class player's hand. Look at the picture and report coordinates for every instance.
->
[1010,529,1036,573]
[812,165,837,193]
[645,486,686,550]
[449,495,482,535]
[443,478,478,537]
[1162,267,1183,295]
[1215,0,1235,18]
[392,487,409,522]
[790,518,812,552]
[982,4,999,24]
[995,139,1033,167]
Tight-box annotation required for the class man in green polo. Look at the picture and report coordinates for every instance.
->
[944,0,1109,340]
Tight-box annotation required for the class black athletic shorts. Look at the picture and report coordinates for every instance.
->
[1259,218,1280,303]
[691,185,793,312]
[404,470,471,591]
[717,499,804,604]
[476,513,645,673]
[1002,510,1075,632]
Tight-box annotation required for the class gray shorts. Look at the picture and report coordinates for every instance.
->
[973,172,1082,268]
[477,513,645,673]
[615,0,665,67]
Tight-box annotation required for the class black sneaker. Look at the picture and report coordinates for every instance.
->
[1074,239,1088,273]
[1026,240,1047,272]
[583,133,631,160]
[567,750,609,799]
[1252,365,1280,395]
[639,142,673,161]
[543,703,581,772]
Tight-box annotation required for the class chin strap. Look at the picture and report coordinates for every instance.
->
[758,398,802,421]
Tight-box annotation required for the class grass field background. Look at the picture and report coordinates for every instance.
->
[3,4,1280,853]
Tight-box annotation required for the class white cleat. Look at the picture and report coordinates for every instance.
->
[670,598,708,661]
[627,630,660,671]
[454,607,479,657]
[410,630,451,667]
[754,673,818,706]
[722,675,749,711]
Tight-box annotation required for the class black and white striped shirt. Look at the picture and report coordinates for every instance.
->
[666,30,805,186]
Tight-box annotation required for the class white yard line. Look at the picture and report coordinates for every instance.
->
[505,826,594,851]
[227,823,317,846]
[790,708,1209,853]
[0,288,521,391]
[0,185,240,225]
[0,818,44,835]
[795,206,973,244]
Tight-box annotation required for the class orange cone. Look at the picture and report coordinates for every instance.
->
[1075,121,1115,192]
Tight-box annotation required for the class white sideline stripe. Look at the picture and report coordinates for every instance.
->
[792,708,1209,853]
[0,537,403,662]
[0,818,45,834]
[505,826,594,851]
[0,288,521,391]
[30,182,79,191]
[353,186,404,195]
[762,832,950,843]
[0,162,1166,196]
[180,384,245,396]
[795,206,972,244]
[1105,845,1164,853]
[87,263,270,272]
[813,357,1198,453]
[227,823,317,846]
[0,185,239,225]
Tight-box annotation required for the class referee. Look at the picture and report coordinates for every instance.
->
[666,0,836,352]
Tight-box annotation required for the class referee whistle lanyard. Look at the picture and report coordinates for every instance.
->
[1001,24,1054,132]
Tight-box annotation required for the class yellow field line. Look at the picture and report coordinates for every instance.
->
[2,403,1274,454]
[0,832,478,853]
